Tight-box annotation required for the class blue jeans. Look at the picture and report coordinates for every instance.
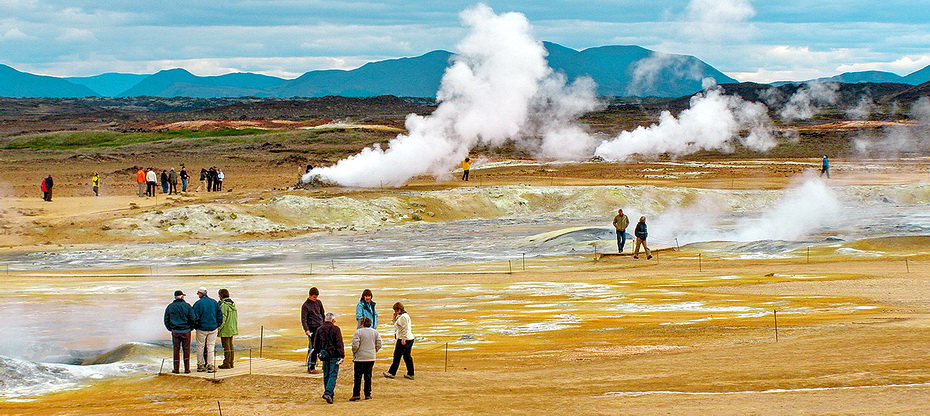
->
[181,178,188,192]
[616,230,627,253]
[322,360,340,398]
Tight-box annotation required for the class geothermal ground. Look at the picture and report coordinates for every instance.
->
[1,147,929,414]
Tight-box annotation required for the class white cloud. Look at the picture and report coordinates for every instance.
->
[56,27,95,42]
[681,0,756,42]
[836,55,930,75]
[0,27,28,40]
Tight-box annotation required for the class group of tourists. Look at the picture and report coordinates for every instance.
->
[302,287,415,403]
[163,287,239,374]
[612,208,652,259]
[134,165,225,197]
[164,286,415,404]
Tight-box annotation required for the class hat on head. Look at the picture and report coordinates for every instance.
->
[174,290,185,297]
[197,287,207,294]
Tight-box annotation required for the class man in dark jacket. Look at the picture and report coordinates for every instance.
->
[192,287,224,373]
[44,175,54,201]
[301,287,325,374]
[164,290,194,374]
[314,312,344,404]
[633,216,652,260]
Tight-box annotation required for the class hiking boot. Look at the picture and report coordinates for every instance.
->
[206,365,216,373]
[349,396,360,402]
[404,374,415,380]
[323,395,333,404]
[647,255,653,260]
[197,365,206,372]
[365,395,372,400]
[171,370,180,374]
[633,255,639,259]
[218,364,231,369]
[383,371,395,379]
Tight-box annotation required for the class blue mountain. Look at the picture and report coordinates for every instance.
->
[903,65,930,85]
[118,69,284,97]
[0,64,97,98]
[64,73,149,97]
[822,70,905,84]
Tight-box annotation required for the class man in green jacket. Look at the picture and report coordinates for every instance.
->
[164,290,194,374]
[217,288,239,369]
[613,208,630,253]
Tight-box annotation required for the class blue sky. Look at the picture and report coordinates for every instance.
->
[1,0,928,82]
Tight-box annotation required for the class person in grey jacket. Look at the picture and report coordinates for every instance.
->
[350,316,382,401]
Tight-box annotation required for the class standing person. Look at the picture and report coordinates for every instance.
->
[612,208,630,254]
[180,166,189,193]
[216,288,238,369]
[314,313,344,404]
[136,167,146,197]
[461,157,471,181]
[820,155,830,178]
[197,168,207,192]
[43,175,53,201]
[350,316,381,401]
[91,172,100,197]
[192,287,223,373]
[206,167,215,193]
[160,170,169,194]
[383,302,415,380]
[633,216,652,260]
[145,168,157,197]
[355,289,378,329]
[216,168,224,191]
[301,287,325,374]
[41,176,49,201]
[163,290,194,374]
[168,168,178,195]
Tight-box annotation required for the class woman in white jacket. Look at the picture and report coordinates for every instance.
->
[383,302,415,380]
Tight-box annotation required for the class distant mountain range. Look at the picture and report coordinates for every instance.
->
[2,42,930,99]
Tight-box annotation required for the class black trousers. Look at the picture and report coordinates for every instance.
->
[172,331,191,372]
[353,361,374,397]
[387,339,414,376]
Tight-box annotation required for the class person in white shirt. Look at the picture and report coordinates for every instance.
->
[383,302,415,380]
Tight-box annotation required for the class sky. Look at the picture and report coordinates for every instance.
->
[1,0,928,82]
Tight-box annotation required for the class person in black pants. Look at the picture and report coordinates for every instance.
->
[383,302,415,380]
[301,287,325,374]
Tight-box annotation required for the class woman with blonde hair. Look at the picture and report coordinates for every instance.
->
[383,302,415,380]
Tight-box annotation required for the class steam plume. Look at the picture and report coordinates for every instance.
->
[779,81,839,120]
[305,4,600,187]
[594,83,775,161]
[854,97,930,156]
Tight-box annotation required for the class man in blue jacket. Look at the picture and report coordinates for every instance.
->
[164,290,194,374]
[192,287,224,373]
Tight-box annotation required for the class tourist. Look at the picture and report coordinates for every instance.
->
[216,288,238,369]
[40,175,50,201]
[633,216,652,260]
[192,287,223,373]
[350,316,381,401]
[383,302,415,380]
[197,168,207,192]
[145,168,157,197]
[462,157,471,181]
[136,167,146,197]
[314,312,344,404]
[168,168,178,195]
[180,166,189,192]
[301,287,325,374]
[820,155,830,178]
[355,289,378,329]
[44,174,53,201]
[206,167,215,192]
[163,290,194,374]
[160,170,169,194]
[216,168,224,191]
[612,208,630,253]
[91,172,99,197]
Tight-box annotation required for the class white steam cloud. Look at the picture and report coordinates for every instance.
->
[305,4,601,187]
[854,97,930,157]
[682,0,757,42]
[779,81,839,121]
[594,84,776,161]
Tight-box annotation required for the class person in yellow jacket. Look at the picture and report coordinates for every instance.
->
[461,157,471,181]
[92,173,100,197]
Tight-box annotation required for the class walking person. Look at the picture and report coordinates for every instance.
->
[163,290,194,374]
[136,167,146,197]
[216,168,224,191]
[180,166,189,193]
[633,216,652,260]
[145,168,157,197]
[355,289,378,329]
[168,168,178,195]
[43,174,53,201]
[192,287,223,373]
[196,168,207,192]
[383,302,415,380]
[461,157,471,181]
[612,208,630,253]
[820,155,830,178]
[91,172,100,197]
[160,170,169,194]
[350,316,381,401]
[314,313,344,404]
[216,288,238,369]
[301,287,325,374]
